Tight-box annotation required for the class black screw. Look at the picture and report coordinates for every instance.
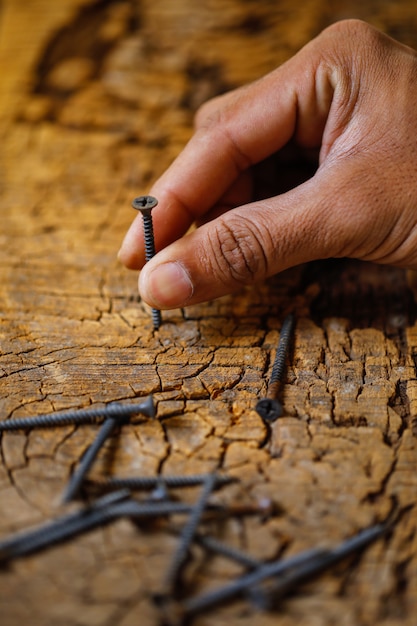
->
[0,396,155,431]
[184,521,389,617]
[162,472,218,595]
[189,531,262,569]
[248,520,390,610]
[256,313,295,422]
[85,473,235,492]
[61,416,120,504]
[0,490,131,562]
[132,195,162,330]
[60,397,155,504]
[0,493,194,563]
[183,546,324,616]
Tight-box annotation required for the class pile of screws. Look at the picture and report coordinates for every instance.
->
[0,394,395,624]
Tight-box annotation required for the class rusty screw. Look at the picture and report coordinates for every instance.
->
[132,195,162,330]
[256,313,295,422]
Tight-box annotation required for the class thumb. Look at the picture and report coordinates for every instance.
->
[138,168,352,309]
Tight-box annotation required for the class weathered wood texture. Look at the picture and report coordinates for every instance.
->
[1,1,417,625]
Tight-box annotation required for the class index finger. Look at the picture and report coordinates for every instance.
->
[118,29,334,269]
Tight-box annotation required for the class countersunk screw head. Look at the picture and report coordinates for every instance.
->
[132,195,158,213]
[255,398,283,422]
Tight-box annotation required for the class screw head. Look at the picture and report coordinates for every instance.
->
[132,195,158,212]
[255,398,283,422]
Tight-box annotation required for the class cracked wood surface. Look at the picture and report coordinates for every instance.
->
[1,1,417,625]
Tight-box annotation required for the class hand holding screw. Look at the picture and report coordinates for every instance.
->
[132,195,162,330]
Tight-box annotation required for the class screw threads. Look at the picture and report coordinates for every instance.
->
[151,307,162,330]
[256,313,295,422]
[0,397,155,432]
[184,546,326,616]
[0,494,193,563]
[61,417,118,504]
[163,472,218,594]
[268,313,295,391]
[184,520,389,618]
[0,413,84,431]
[86,473,234,492]
[249,522,388,610]
[142,212,156,261]
[131,195,162,331]
[194,532,261,569]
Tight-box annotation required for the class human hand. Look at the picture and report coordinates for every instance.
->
[118,19,417,309]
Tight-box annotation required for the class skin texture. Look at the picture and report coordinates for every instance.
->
[118,19,417,310]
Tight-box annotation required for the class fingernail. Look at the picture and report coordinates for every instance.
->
[117,245,126,263]
[142,262,194,308]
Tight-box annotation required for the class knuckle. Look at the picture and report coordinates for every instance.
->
[321,18,376,42]
[205,217,268,288]
[194,96,224,129]
[317,20,386,73]
[195,89,243,131]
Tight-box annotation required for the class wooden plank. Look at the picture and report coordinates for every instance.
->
[0,2,416,625]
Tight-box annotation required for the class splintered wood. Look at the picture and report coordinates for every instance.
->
[1,1,417,625]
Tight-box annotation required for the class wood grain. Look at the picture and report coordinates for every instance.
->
[1,1,417,625]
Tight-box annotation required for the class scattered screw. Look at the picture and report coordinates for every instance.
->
[85,473,235,493]
[61,398,155,504]
[132,195,162,330]
[0,490,131,562]
[61,416,120,504]
[162,472,218,595]
[184,521,389,617]
[149,477,170,502]
[186,531,262,569]
[248,520,391,610]
[202,499,275,521]
[184,546,325,616]
[85,474,269,522]
[0,493,195,564]
[0,396,155,431]
[256,313,295,422]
